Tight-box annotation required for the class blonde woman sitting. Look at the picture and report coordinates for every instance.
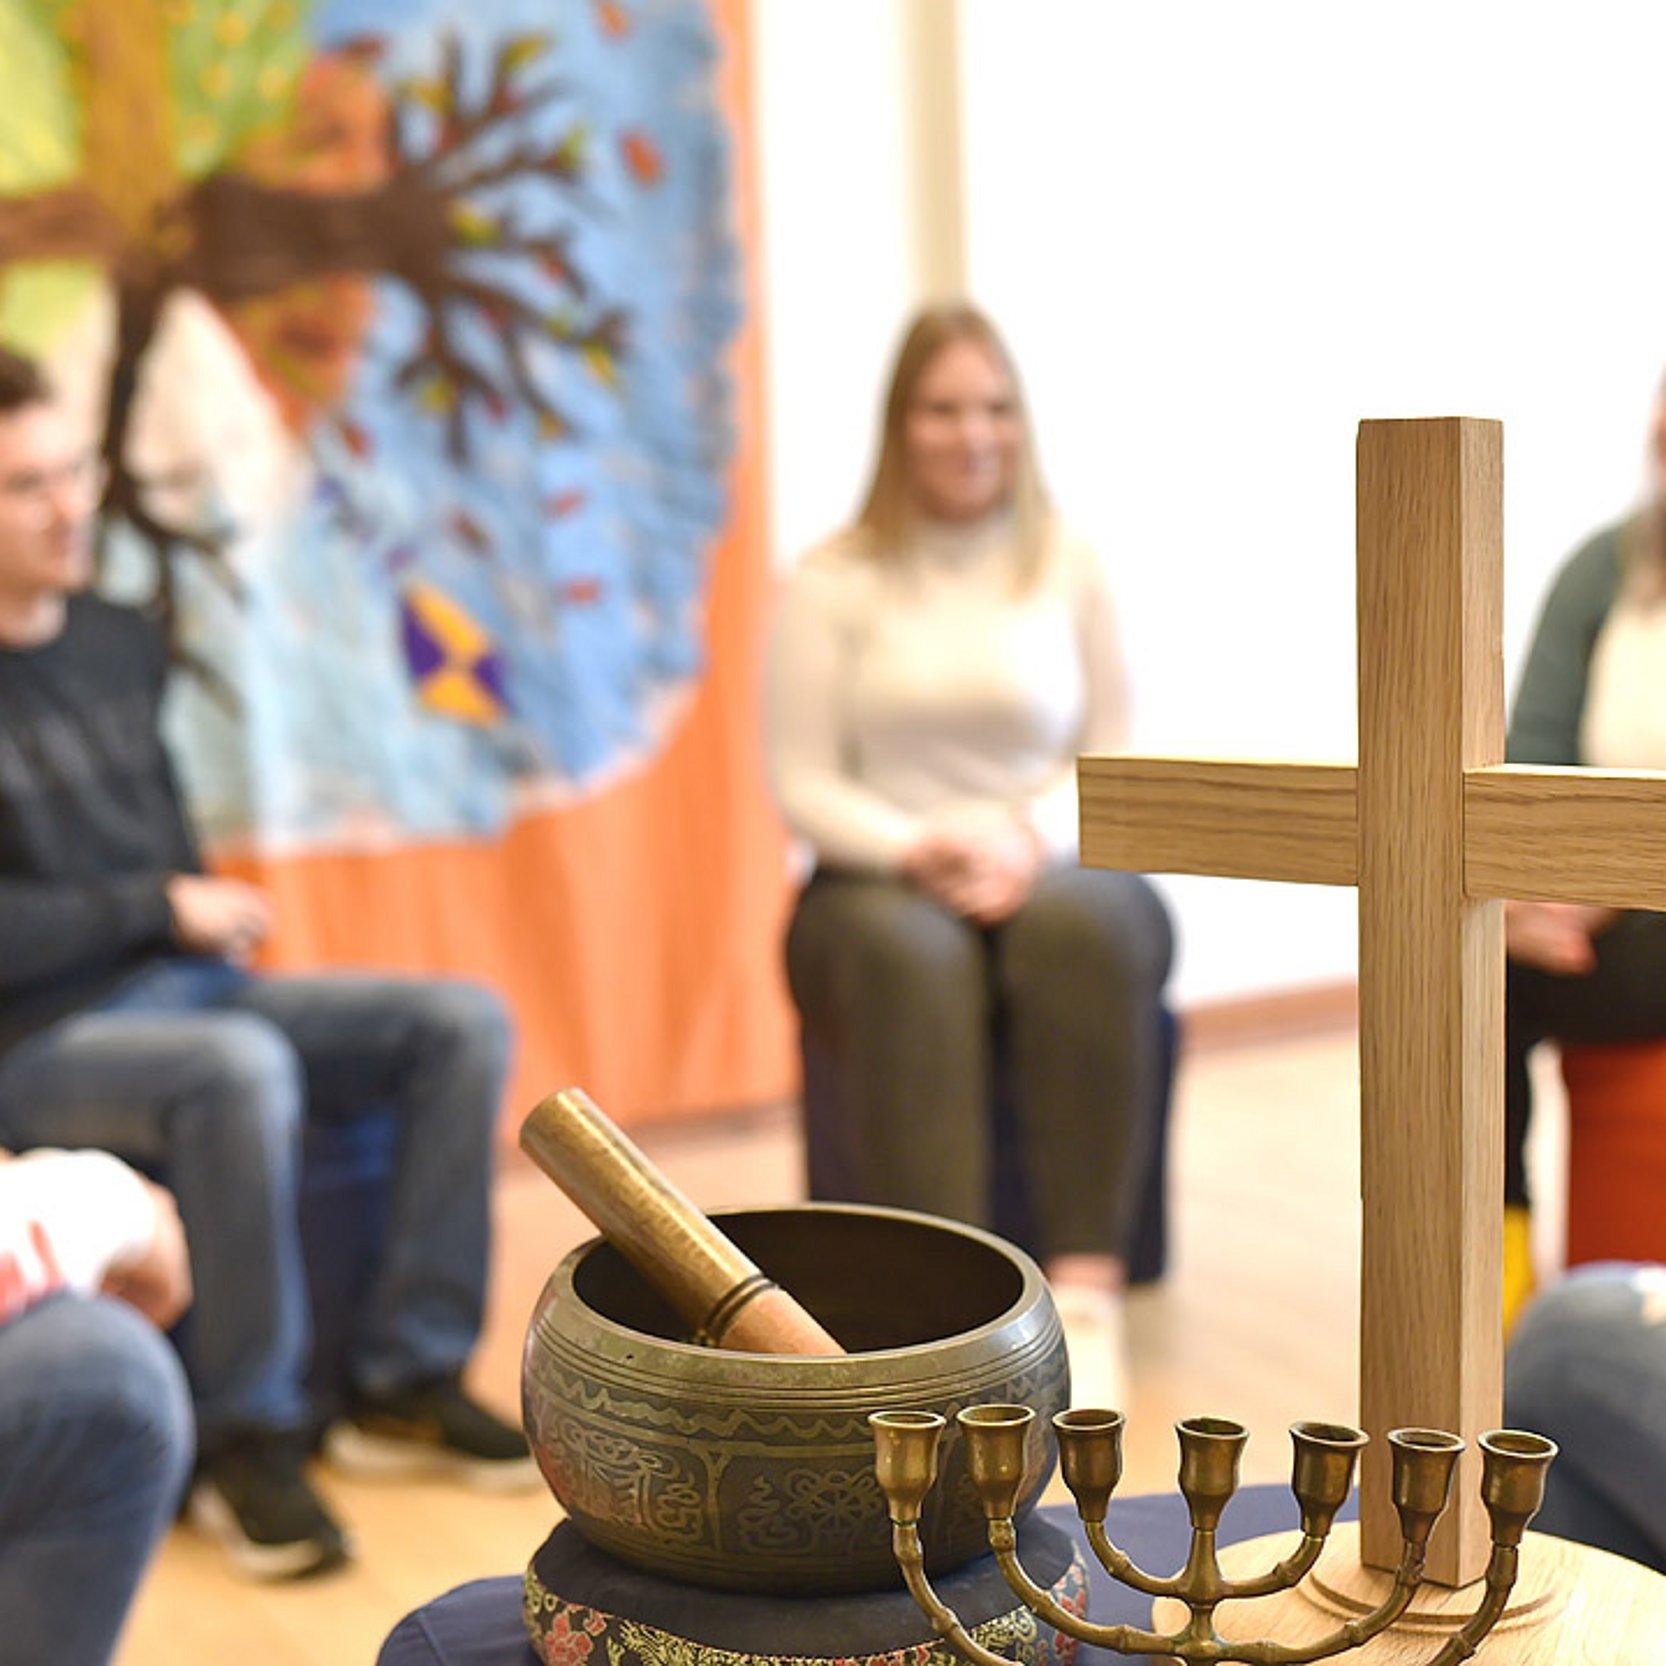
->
[765,304,1174,1405]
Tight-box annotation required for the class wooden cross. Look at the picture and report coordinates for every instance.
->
[1079,418,1666,1586]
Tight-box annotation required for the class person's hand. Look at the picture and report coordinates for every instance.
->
[902,820,1043,924]
[899,829,973,894]
[166,875,271,959]
[101,1181,192,1330]
[1504,900,1616,975]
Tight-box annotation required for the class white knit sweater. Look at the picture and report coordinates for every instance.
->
[0,1149,157,1325]
[1582,594,1666,769]
[765,515,1129,871]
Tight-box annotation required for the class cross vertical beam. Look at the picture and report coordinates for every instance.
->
[1355,418,1503,1583]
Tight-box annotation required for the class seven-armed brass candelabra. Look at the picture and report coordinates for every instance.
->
[870,1404,1556,1666]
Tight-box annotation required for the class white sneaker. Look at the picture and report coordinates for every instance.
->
[1051,1285,1130,1414]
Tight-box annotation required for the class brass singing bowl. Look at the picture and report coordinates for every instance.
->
[521,1203,1068,1593]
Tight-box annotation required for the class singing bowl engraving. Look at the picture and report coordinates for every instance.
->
[522,1204,1068,1593]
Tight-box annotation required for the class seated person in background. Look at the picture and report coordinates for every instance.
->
[1505,378,1666,1290]
[0,347,531,1582]
[0,1147,194,1665]
[765,303,1174,1406]
[1505,1262,1666,1574]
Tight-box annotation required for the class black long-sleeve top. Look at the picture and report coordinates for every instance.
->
[0,595,198,1057]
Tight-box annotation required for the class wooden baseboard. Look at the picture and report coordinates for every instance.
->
[1179,978,1358,1053]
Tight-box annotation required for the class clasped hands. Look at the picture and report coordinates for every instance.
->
[0,1153,191,1332]
[165,873,272,961]
[102,1180,193,1331]
[901,816,1045,925]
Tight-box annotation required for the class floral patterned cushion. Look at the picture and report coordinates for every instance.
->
[524,1514,1088,1666]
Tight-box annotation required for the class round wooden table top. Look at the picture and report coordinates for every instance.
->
[1151,1523,1666,1664]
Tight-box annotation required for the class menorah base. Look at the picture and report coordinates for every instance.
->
[1151,1524,1666,1663]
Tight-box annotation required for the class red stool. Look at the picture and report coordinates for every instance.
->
[1559,1041,1666,1267]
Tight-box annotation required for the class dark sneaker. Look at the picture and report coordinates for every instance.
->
[325,1376,539,1492]
[189,1431,352,1579]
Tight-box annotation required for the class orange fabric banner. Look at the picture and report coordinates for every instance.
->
[217,0,796,1127]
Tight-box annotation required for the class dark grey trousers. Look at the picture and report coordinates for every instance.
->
[785,865,1174,1259]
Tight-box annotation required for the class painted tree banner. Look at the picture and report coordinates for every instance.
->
[0,0,795,1122]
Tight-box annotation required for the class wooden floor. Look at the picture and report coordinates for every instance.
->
[116,1028,1567,1665]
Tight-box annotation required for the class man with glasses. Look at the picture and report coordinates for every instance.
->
[0,348,533,1580]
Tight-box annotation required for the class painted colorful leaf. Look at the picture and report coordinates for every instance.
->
[400,74,450,113]
[619,129,662,186]
[595,2,631,41]
[449,203,501,246]
[554,125,589,172]
[0,1,97,352]
[165,0,312,178]
[0,4,78,193]
[582,341,617,385]
[499,34,548,73]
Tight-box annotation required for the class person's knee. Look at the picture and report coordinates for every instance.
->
[180,1016,303,1145]
[405,980,514,1082]
[1506,1264,1650,1428]
[1007,872,1174,991]
[81,1302,194,1502]
[0,1297,193,1513]
[834,892,982,1002]
[1515,1265,1640,1349]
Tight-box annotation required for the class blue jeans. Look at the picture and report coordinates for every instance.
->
[1504,1262,1666,1572]
[0,1293,193,1665]
[0,964,512,1442]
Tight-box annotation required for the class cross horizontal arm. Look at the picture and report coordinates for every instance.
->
[1079,759,1358,885]
[1465,765,1666,909]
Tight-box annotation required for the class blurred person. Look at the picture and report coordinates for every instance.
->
[0,1147,194,1664]
[1505,377,1666,1304]
[1505,1262,1666,1573]
[765,304,1174,1408]
[0,346,532,1582]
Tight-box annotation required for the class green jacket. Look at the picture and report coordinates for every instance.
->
[1507,520,1627,766]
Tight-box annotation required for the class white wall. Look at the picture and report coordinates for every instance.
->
[751,2,1666,1005]
[959,0,1666,1002]
[750,1,919,566]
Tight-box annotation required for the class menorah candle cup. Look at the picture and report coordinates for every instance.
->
[1477,1429,1557,1547]
[1288,1420,1369,1536]
[1052,1408,1125,1523]
[870,1410,946,1525]
[1387,1427,1465,1550]
[1175,1416,1249,1532]
[957,1404,1035,1521]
